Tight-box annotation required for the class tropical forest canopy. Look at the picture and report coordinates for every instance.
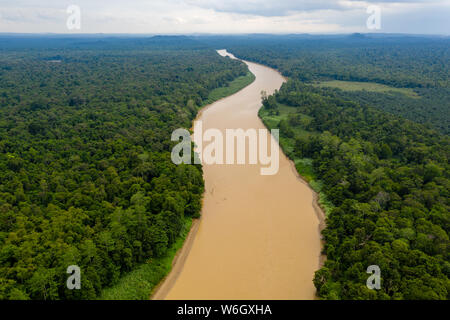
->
[0,34,448,300]
[208,34,449,134]
[0,35,249,299]
[215,34,449,299]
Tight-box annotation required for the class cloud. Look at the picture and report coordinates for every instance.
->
[0,0,448,34]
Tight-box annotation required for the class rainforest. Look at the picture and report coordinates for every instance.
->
[0,33,448,301]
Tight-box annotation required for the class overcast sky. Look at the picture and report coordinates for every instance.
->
[0,0,449,35]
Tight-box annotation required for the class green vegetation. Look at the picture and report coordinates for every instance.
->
[1,34,449,301]
[222,35,450,88]
[232,34,449,299]
[313,80,419,99]
[98,57,255,302]
[332,87,450,134]
[216,35,449,134]
[261,80,449,299]
[202,71,255,105]
[259,104,334,215]
[99,217,192,300]
[0,36,250,300]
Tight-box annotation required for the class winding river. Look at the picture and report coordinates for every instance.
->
[152,50,324,300]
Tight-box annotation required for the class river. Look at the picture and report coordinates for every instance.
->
[152,49,324,300]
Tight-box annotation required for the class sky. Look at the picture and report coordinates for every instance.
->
[0,0,449,35]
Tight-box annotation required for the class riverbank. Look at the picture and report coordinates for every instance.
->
[98,64,256,300]
[152,57,258,301]
[160,50,324,300]
[202,71,256,106]
[150,219,200,299]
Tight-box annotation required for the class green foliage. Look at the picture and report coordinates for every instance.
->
[99,217,192,300]
[0,36,250,299]
[219,35,449,134]
[258,106,334,216]
[238,34,449,300]
[202,71,255,105]
[314,80,419,98]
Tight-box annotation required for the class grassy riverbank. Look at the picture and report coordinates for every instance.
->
[259,105,334,216]
[202,71,256,105]
[100,217,193,300]
[313,80,419,98]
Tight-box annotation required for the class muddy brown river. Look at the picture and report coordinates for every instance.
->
[152,50,324,300]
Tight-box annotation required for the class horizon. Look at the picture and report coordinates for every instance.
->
[1,1,449,35]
